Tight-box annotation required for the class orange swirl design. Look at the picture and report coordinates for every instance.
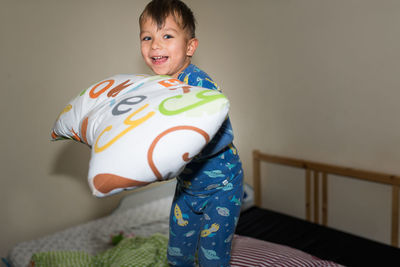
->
[147,126,210,180]
[93,173,150,194]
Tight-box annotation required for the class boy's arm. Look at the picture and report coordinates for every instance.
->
[197,118,234,158]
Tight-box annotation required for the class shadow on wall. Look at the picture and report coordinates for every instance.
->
[48,140,123,219]
[50,141,91,188]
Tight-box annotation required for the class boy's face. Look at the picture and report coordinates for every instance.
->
[140,15,198,78]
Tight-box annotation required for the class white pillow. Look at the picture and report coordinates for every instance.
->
[51,74,229,197]
[230,235,341,266]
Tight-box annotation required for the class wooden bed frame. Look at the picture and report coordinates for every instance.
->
[252,149,400,247]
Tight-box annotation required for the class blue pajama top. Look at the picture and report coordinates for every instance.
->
[176,64,242,194]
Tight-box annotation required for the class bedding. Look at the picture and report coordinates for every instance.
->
[30,234,169,267]
[29,234,341,267]
[51,74,229,197]
[8,196,172,267]
[230,235,340,267]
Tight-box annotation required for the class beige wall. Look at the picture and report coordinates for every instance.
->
[1,0,400,257]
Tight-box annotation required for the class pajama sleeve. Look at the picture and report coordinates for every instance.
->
[178,66,234,158]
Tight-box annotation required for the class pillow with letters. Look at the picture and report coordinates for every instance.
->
[51,74,229,197]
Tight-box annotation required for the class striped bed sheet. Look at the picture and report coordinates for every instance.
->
[230,235,341,267]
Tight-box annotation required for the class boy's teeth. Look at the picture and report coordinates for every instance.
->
[151,56,168,64]
[153,56,167,59]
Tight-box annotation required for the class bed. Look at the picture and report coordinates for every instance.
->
[236,150,400,266]
[6,150,400,266]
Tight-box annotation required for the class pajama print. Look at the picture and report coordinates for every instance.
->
[167,64,244,267]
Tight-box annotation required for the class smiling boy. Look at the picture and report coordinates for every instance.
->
[140,1,198,78]
[139,1,243,266]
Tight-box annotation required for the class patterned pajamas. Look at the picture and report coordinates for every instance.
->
[167,64,244,267]
[168,164,243,267]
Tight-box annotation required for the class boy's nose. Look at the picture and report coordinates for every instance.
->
[151,38,162,50]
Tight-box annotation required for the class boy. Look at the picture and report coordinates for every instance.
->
[139,1,243,266]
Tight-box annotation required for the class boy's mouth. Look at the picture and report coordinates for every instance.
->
[152,56,168,64]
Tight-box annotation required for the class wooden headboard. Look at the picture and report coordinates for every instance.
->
[252,149,400,247]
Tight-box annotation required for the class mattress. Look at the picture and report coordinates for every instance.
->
[235,206,400,267]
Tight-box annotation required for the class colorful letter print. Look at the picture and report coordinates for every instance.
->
[51,74,229,197]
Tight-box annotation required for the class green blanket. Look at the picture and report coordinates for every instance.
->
[31,234,168,267]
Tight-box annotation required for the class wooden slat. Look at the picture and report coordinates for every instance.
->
[305,169,311,221]
[253,150,261,207]
[257,153,307,169]
[255,153,400,186]
[313,171,319,224]
[392,185,399,247]
[322,173,328,226]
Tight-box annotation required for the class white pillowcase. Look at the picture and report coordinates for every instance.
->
[51,74,229,197]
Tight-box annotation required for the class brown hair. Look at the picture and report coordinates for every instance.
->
[139,0,196,39]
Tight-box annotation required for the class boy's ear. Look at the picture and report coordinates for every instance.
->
[186,38,199,57]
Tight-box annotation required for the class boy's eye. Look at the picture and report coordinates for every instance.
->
[142,36,151,41]
[163,34,173,39]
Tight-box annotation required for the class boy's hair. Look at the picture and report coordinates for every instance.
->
[139,0,196,39]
